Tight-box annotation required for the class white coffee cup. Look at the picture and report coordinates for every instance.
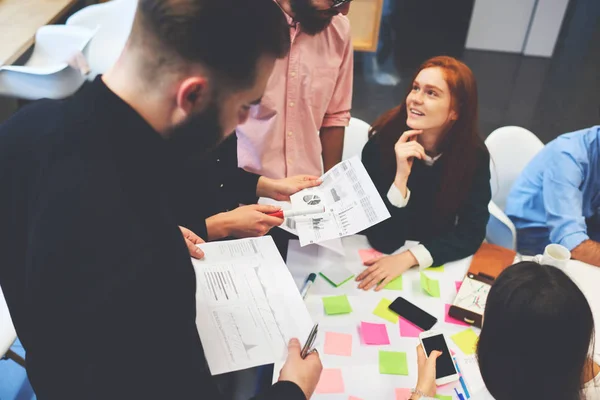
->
[534,244,571,269]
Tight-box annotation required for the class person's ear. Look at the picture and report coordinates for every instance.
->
[449,108,459,121]
[176,77,209,115]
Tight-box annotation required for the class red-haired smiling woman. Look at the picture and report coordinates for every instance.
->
[357,56,491,291]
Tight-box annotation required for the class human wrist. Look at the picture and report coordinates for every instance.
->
[206,213,230,240]
[393,174,409,193]
[256,176,273,198]
[399,250,419,268]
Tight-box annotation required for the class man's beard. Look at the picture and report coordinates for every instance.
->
[289,0,337,35]
[166,100,224,158]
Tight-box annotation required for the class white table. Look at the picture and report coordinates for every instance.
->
[283,235,600,400]
[0,285,17,358]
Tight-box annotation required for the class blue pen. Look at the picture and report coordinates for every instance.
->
[300,273,317,299]
[454,388,465,400]
[453,357,471,399]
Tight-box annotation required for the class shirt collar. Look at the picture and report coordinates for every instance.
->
[423,153,443,166]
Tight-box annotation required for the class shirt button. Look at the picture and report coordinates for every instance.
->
[288,131,293,137]
[290,71,297,77]
[216,159,220,163]
[220,184,224,188]
[289,102,295,108]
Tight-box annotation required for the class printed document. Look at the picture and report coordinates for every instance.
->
[290,156,391,246]
[192,236,313,375]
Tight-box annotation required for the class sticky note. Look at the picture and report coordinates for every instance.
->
[373,298,399,323]
[349,397,363,400]
[427,265,445,272]
[435,395,453,400]
[384,275,403,290]
[398,317,423,338]
[360,322,390,345]
[358,248,384,263]
[455,281,463,292]
[420,272,441,297]
[445,304,470,327]
[323,295,353,315]
[320,264,355,287]
[379,350,409,375]
[315,368,345,394]
[324,332,353,356]
[395,388,412,400]
[451,328,479,355]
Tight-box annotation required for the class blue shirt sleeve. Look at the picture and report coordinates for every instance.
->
[542,150,589,250]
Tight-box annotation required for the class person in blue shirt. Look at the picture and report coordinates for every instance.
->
[505,126,600,266]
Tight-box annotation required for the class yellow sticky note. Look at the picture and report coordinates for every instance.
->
[451,328,479,355]
[373,298,399,324]
[420,272,441,297]
[384,275,403,290]
[427,265,445,272]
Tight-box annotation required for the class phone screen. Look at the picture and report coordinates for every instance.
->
[388,297,437,330]
[422,334,457,379]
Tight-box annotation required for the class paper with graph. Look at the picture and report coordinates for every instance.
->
[290,156,391,246]
[192,236,313,375]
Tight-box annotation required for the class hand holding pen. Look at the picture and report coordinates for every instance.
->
[278,335,322,400]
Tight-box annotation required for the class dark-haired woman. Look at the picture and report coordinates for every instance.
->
[356,56,491,291]
[409,262,600,400]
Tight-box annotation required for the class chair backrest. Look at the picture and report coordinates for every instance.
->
[485,126,544,210]
[0,25,96,100]
[342,117,371,161]
[0,285,16,358]
[66,0,137,79]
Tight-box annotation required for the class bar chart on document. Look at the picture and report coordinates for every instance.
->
[192,237,313,375]
[290,156,390,246]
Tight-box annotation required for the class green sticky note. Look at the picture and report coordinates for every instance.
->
[435,395,453,400]
[379,350,408,375]
[420,272,441,297]
[427,265,445,272]
[322,295,353,315]
[373,298,399,323]
[384,275,403,290]
[451,328,479,355]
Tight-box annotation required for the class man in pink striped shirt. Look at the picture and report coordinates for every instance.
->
[236,0,354,179]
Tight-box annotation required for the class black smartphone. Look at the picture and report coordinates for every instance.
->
[389,297,438,330]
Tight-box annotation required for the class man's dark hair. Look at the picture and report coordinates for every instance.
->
[132,0,290,90]
[477,261,595,400]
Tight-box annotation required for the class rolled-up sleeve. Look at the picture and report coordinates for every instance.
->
[543,151,589,250]
[321,29,353,128]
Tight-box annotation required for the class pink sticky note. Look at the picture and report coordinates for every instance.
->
[360,322,390,345]
[315,368,345,394]
[358,249,384,263]
[324,332,353,356]
[395,388,413,400]
[399,317,423,338]
[455,281,463,292]
[349,397,364,400]
[445,304,470,327]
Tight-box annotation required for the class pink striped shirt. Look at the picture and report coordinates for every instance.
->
[236,9,353,179]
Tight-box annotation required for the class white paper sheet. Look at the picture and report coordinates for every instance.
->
[258,197,346,255]
[289,157,391,247]
[192,236,313,375]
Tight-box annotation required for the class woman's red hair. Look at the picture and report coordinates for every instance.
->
[369,56,487,223]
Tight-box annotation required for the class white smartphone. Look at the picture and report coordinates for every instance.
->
[419,330,460,386]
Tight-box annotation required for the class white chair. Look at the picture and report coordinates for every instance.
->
[0,285,23,367]
[484,126,544,250]
[0,25,96,100]
[342,117,371,160]
[66,0,138,79]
